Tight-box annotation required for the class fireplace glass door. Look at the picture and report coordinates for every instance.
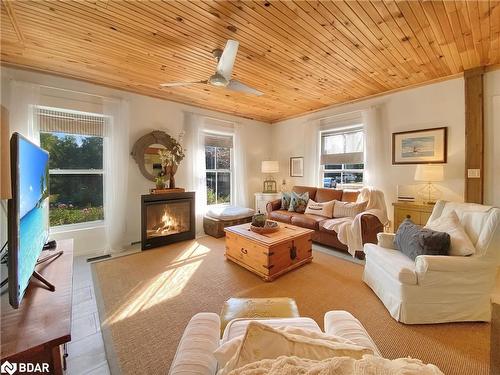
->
[145,199,191,239]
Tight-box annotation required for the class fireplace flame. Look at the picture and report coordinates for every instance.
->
[146,202,190,239]
[156,211,176,234]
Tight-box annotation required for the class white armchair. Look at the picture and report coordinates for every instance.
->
[363,201,500,324]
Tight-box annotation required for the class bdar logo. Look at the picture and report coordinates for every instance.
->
[0,361,17,375]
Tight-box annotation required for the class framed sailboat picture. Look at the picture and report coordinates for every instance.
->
[392,127,447,165]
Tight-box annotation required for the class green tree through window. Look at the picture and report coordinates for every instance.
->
[40,132,104,226]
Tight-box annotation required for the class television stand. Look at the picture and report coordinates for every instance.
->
[1,239,73,374]
[33,249,64,291]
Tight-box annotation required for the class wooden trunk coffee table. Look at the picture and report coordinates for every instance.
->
[224,222,314,281]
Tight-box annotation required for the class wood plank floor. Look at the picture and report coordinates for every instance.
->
[68,256,110,375]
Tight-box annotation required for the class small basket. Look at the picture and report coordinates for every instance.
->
[250,221,280,234]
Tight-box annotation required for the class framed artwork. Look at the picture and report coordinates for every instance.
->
[392,127,447,165]
[290,157,304,177]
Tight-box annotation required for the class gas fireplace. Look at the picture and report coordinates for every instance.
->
[141,192,195,250]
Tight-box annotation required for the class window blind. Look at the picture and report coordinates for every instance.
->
[37,106,105,137]
[204,133,233,148]
[320,127,364,165]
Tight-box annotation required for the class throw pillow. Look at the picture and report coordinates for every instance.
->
[288,191,309,213]
[425,210,475,256]
[394,219,450,260]
[333,200,368,218]
[280,192,291,210]
[304,199,335,218]
[219,321,373,375]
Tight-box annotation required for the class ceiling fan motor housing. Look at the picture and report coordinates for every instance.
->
[209,72,228,87]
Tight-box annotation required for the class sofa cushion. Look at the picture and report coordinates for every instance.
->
[318,220,339,235]
[341,190,359,202]
[364,243,418,285]
[269,210,295,223]
[291,214,325,230]
[292,186,317,201]
[315,188,343,203]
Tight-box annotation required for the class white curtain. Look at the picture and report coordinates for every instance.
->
[9,80,40,144]
[103,98,130,253]
[362,106,384,188]
[304,119,320,186]
[232,122,248,207]
[184,112,206,235]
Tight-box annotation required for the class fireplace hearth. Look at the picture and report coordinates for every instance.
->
[141,192,195,250]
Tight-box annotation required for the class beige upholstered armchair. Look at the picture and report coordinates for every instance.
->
[363,201,500,324]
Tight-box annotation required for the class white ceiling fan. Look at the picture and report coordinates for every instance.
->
[160,40,263,96]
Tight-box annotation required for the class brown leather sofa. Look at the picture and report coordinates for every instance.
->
[266,186,384,259]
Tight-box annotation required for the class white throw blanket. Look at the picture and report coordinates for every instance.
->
[322,187,389,257]
[228,355,443,375]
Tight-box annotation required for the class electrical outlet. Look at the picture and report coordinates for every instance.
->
[467,169,481,178]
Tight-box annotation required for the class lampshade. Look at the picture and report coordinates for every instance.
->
[261,160,279,174]
[414,164,444,182]
[1,105,11,200]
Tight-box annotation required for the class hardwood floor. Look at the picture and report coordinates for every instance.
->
[68,256,109,375]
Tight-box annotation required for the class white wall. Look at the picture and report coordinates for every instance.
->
[0,67,272,255]
[272,71,500,225]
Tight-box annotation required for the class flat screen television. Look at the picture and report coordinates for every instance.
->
[8,132,50,309]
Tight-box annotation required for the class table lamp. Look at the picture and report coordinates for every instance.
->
[261,160,279,193]
[414,164,444,204]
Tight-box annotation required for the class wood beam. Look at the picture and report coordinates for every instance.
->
[464,67,485,204]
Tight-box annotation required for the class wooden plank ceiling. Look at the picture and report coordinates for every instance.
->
[1,1,499,123]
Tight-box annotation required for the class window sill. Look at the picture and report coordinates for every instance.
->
[337,183,364,190]
[50,220,105,234]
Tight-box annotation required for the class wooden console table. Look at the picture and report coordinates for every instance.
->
[1,239,73,374]
[392,201,435,232]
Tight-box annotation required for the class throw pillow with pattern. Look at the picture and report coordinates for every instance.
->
[394,218,450,260]
[304,199,335,218]
[281,192,292,210]
[288,191,309,213]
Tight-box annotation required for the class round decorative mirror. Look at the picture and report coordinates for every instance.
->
[131,131,181,182]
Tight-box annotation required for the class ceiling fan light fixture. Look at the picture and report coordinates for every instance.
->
[209,73,228,87]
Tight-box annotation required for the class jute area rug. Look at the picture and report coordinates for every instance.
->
[91,236,490,375]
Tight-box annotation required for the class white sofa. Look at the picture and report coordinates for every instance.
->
[363,201,500,324]
[168,311,380,375]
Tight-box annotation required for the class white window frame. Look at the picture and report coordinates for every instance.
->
[320,126,365,189]
[40,128,105,230]
[204,131,234,206]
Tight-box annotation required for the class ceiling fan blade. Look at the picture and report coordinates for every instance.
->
[226,80,263,96]
[216,40,239,80]
[160,80,207,87]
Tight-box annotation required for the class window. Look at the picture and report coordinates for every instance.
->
[38,106,105,227]
[204,133,233,205]
[320,127,364,188]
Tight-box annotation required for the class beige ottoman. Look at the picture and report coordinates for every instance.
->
[220,297,300,334]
